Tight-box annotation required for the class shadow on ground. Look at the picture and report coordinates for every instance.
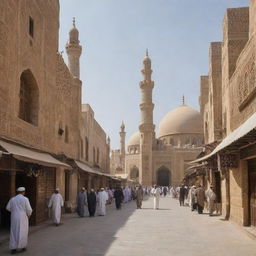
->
[0,199,140,256]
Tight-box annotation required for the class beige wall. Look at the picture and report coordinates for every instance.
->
[208,42,222,142]
[80,104,110,172]
[0,0,111,211]
[0,0,80,160]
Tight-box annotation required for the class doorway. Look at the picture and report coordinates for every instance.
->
[157,166,171,186]
[248,159,256,227]
[15,172,37,225]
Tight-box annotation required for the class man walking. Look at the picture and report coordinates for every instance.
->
[87,188,97,217]
[114,187,124,210]
[97,188,109,216]
[152,185,161,210]
[135,186,144,209]
[188,185,197,211]
[205,185,216,216]
[195,185,205,214]
[6,187,32,254]
[179,185,187,206]
[77,187,88,217]
[48,188,64,226]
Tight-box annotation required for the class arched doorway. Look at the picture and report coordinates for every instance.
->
[130,166,139,182]
[157,166,171,186]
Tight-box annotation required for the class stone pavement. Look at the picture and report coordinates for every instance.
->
[0,197,256,256]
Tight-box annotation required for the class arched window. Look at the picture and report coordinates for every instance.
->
[130,166,139,181]
[19,69,39,125]
[85,137,89,161]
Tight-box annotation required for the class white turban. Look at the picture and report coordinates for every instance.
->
[17,187,25,192]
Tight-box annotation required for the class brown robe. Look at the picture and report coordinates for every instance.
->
[195,187,205,207]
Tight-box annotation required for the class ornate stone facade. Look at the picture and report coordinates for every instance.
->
[195,1,256,228]
[111,53,204,187]
[0,0,112,226]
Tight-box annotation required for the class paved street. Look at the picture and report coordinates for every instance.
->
[0,197,256,256]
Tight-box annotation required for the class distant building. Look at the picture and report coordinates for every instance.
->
[111,52,204,187]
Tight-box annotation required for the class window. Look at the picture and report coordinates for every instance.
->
[29,17,34,38]
[85,137,89,161]
[19,70,39,125]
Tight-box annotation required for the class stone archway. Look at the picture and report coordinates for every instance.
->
[157,166,171,186]
[130,166,139,182]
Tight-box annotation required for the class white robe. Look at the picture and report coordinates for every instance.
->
[6,194,32,250]
[97,191,108,216]
[152,188,161,209]
[48,193,64,224]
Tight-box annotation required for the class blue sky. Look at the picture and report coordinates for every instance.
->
[59,0,248,149]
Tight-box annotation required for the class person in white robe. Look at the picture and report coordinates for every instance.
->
[48,188,64,226]
[6,187,32,254]
[97,188,109,216]
[151,185,161,210]
[205,185,216,216]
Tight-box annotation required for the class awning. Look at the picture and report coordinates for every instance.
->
[75,160,103,175]
[0,139,71,168]
[191,112,256,164]
[115,173,129,179]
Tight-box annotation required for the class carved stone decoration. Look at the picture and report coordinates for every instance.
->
[219,154,238,168]
[238,54,256,111]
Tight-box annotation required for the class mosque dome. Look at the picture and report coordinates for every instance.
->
[128,131,140,147]
[157,104,203,138]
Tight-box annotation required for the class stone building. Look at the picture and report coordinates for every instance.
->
[111,52,204,187]
[0,0,114,227]
[188,1,256,229]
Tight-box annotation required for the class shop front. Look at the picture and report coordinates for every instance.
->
[0,139,70,227]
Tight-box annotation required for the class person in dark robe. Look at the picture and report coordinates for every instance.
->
[114,187,124,210]
[87,189,97,217]
[135,186,144,209]
[195,185,205,214]
[77,187,87,217]
[179,185,187,206]
[163,187,167,197]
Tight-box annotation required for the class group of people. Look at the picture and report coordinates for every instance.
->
[176,184,217,216]
[5,186,135,254]
[7,183,217,254]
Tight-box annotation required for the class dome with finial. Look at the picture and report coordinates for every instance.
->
[69,17,79,44]
[143,49,151,66]
[157,97,203,138]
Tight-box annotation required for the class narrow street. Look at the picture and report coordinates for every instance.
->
[0,196,256,256]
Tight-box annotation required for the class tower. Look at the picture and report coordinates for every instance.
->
[139,50,155,186]
[120,121,126,159]
[65,18,82,78]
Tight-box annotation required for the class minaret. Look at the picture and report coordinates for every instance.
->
[106,136,111,172]
[119,121,126,160]
[65,18,82,78]
[139,50,155,186]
